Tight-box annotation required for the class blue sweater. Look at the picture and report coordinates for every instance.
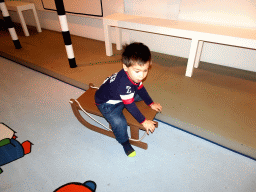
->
[95,69,153,123]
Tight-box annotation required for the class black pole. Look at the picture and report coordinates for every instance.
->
[54,0,77,68]
[0,0,22,49]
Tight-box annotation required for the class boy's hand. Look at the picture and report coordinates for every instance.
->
[142,120,156,135]
[150,103,162,112]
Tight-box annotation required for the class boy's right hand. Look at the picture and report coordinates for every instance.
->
[142,120,156,135]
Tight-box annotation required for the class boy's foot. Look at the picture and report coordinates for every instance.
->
[121,140,136,157]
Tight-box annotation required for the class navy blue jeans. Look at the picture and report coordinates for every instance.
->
[97,94,142,144]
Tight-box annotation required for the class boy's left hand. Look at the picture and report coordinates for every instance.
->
[150,103,162,112]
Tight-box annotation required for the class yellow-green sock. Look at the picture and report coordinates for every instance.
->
[128,151,136,157]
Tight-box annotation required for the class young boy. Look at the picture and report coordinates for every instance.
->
[95,42,162,157]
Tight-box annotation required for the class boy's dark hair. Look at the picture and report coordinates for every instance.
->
[122,42,151,67]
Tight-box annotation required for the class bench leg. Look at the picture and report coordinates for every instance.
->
[194,40,204,68]
[116,27,122,50]
[31,5,42,33]
[17,9,29,36]
[185,38,200,77]
[103,24,113,56]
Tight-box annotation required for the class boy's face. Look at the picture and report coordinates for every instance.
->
[123,62,150,84]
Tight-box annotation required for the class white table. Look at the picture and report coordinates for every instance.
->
[5,1,42,36]
[103,13,256,77]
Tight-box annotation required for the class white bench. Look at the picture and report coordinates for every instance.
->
[103,13,256,77]
[5,1,41,36]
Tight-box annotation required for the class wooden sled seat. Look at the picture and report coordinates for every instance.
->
[70,83,158,150]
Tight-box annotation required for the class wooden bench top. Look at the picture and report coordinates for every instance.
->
[5,1,35,11]
[104,13,256,42]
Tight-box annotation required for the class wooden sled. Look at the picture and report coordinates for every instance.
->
[70,83,158,150]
